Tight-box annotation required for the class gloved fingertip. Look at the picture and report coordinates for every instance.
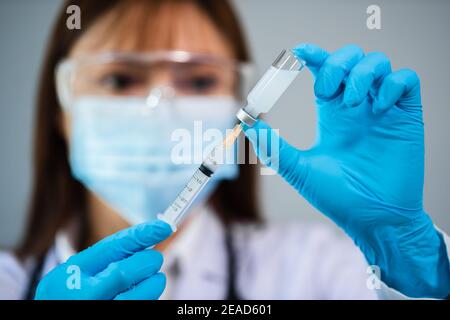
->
[242,119,270,133]
[372,97,385,114]
[293,43,308,51]
[146,219,173,239]
[153,272,166,285]
[343,89,355,107]
[132,248,164,271]
[253,119,270,130]
[241,122,252,132]
[344,89,363,108]
[149,272,167,298]
[149,250,164,268]
[242,120,273,149]
[292,43,307,57]
[292,43,325,63]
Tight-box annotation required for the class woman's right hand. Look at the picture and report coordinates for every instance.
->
[35,219,172,300]
[243,43,450,298]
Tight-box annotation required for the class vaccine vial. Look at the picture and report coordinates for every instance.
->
[236,49,305,126]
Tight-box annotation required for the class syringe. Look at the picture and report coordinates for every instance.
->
[158,49,304,231]
[157,124,243,231]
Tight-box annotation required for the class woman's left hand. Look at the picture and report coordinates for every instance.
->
[35,219,172,300]
[244,43,450,298]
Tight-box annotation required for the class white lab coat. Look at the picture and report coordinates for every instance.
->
[0,206,449,300]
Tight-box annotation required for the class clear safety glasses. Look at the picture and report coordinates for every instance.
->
[55,51,253,110]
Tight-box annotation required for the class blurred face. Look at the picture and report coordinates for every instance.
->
[61,0,239,136]
[58,1,242,229]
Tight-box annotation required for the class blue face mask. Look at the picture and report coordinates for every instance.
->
[69,96,239,225]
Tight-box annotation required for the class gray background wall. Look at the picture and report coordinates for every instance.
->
[1,0,449,248]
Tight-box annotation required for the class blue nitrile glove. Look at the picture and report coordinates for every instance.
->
[35,219,172,300]
[243,43,450,298]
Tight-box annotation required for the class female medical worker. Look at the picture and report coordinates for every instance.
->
[1,0,449,300]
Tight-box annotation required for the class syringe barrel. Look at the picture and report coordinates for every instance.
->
[237,49,305,126]
[157,164,212,231]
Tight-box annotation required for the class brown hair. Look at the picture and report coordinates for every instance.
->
[16,0,261,259]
